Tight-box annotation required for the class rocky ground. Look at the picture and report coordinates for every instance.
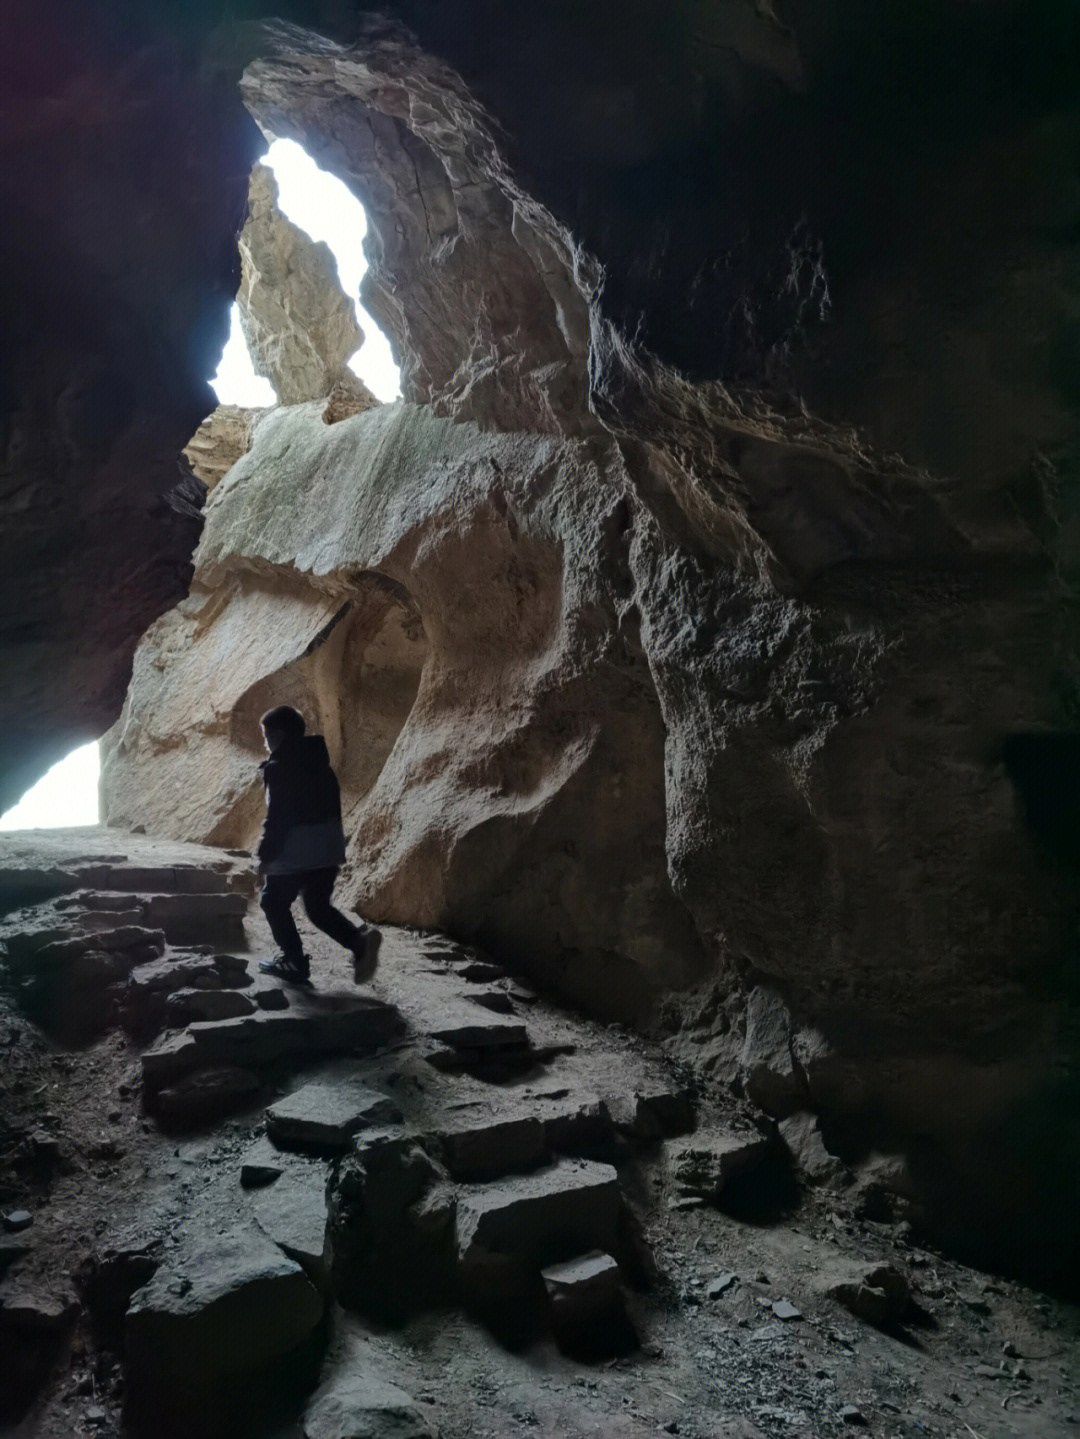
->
[0,830,1078,1439]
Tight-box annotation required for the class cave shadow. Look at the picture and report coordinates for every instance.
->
[714,1149,802,1226]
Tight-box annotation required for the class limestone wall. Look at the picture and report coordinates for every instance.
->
[103,402,1075,1117]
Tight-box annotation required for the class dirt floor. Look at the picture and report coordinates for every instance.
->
[1,848,1079,1438]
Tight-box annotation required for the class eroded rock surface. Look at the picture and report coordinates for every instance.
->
[100,384,1080,1275]
[237,162,365,405]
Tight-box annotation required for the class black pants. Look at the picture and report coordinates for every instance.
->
[260,867,361,971]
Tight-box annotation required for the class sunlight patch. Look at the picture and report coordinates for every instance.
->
[212,137,401,407]
[0,742,100,830]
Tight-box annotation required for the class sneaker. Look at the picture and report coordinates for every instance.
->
[259,958,312,986]
[352,926,381,984]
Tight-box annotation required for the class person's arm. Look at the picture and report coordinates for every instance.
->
[256,766,290,865]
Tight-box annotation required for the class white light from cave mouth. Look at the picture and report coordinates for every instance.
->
[211,138,402,407]
[0,742,100,831]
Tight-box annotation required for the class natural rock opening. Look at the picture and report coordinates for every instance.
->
[3,4,1080,1434]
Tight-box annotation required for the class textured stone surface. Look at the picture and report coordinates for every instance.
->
[669,1132,774,1201]
[267,1079,402,1151]
[237,163,364,405]
[182,405,265,493]
[124,1226,323,1389]
[99,384,1080,1273]
[819,1260,911,1328]
[457,1160,621,1269]
[5,0,1078,1282]
[304,1345,438,1439]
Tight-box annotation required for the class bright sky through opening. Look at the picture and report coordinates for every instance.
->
[2,140,397,830]
[0,743,101,831]
[212,138,401,406]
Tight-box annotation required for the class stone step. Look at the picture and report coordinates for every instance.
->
[0,861,247,915]
[541,1251,632,1358]
[457,1159,621,1272]
[253,1172,331,1289]
[419,1090,614,1180]
[266,1078,402,1153]
[668,1129,775,1200]
[424,1113,547,1180]
[141,998,404,1095]
[425,1008,529,1051]
[163,987,258,1026]
[57,890,248,947]
[76,862,250,896]
[154,1066,262,1125]
[119,953,252,1038]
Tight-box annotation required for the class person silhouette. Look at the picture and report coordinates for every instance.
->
[255,704,378,985]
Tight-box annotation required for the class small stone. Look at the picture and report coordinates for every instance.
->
[706,1272,737,1299]
[1003,1341,1020,1358]
[3,1210,33,1232]
[839,1406,867,1426]
[974,1363,1005,1379]
[240,1136,287,1188]
[255,987,289,1011]
[772,1299,803,1321]
[820,1259,910,1327]
[86,1405,108,1425]
[960,1291,992,1315]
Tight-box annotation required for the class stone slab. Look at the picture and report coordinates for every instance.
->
[153,1067,261,1124]
[163,988,257,1024]
[670,1131,774,1198]
[457,1160,620,1269]
[425,1009,529,1051]
[542,1250,621,1299]
[240,1136,287,1188]
[254,1172,330,1285]
[425,1114,545,1180]
[267,1079,402,1151]
[141,999,403,1090]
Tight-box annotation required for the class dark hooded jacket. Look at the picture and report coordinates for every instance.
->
[257,734,346,871]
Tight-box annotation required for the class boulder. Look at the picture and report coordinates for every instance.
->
[124,1227,324,1429]
[777,1112,845,1185]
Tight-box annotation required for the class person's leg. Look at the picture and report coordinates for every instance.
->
[299,868,365,953]
[259,873,307,971]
